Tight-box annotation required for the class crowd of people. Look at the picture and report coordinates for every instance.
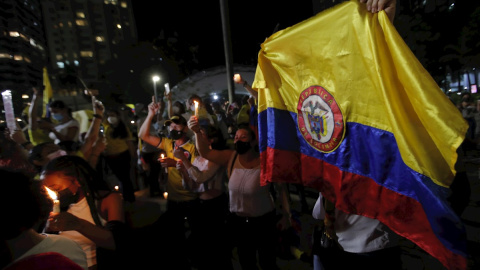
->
[0,0,473,269]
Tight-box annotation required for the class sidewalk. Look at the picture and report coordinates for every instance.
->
[124,164,480,270]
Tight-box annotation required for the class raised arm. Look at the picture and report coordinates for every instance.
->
[28,87,42,131]
[233,74,258,100]
[188,116,233,167]
[82,96,104,159]
[138,96,162,148]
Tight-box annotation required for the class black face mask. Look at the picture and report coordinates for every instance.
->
[235,141,252,154]
[57,187,80,212]
[170,130,184,140]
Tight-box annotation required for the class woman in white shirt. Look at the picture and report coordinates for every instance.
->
[46,100,80,144]
[188,117,292,270]
[1,169,87,270]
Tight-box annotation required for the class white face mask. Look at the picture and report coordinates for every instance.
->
[46,150,67,161]
[107,116,118,125]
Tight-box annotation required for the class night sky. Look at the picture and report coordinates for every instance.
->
[131,1,316,68]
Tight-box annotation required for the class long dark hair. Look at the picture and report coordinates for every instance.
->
[42,155,111,226]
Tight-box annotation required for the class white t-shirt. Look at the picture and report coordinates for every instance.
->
[184,155,227,193]
[334,209,400,253]
[49,119,80,144]
[312,192,400,253]
[60,197,106,268]
[14,233,88,270]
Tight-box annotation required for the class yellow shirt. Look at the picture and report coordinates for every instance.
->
[236,104,250,126]
[104,123,134,156]
[28,128,54,145]
[159,137,198,202]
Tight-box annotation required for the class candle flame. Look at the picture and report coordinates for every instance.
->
[114,185,119,191]
[161,154,165,159]
[45,186,57,200]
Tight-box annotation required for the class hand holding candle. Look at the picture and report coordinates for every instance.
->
[45,186,60,213]
[194,101,199,117]
[160,153,168,173]
[233,73,241,83]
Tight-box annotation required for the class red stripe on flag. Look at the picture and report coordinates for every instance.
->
[260,147,467,270]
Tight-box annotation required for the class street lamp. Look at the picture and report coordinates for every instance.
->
[152,75,160,103]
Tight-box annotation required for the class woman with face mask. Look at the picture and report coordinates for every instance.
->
[45,100,80,145]
[101,109,137,203]
[188,116,292,270]
[40,155,132,270]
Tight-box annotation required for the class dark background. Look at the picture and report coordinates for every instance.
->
[131,1,315,69]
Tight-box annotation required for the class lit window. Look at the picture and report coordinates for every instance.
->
[9,31,20,37]
[24,57,31,63]
[76,19,87,26]
[95,36,105,42]
[121,1,127,8]
[116,24,122,29]
[76,12,85,18]
[56,54,63,60]
[80,51,93,57]
[14,54,23,61]
[74,60,79,66]
[0,53,11,59]
[57,62,65,68]
[59,22,64,27]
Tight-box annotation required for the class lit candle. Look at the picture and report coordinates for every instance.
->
[114,185,119,191]
[45,186,60,213]
[163,192,168,200]
[194,101,199,117]
[233,74,241,83]
[160,154,168,173]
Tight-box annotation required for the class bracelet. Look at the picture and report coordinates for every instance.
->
[93,114,103,120]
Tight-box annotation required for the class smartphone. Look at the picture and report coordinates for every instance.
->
[164,83,170,95]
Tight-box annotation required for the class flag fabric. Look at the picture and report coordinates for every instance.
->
[252,1,469,269]
[42,67,53,118]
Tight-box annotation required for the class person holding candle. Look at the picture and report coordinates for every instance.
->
[0,168,88,270]
[40,155,132,270]
[188,115,292,270]
[185,94,215,127]
[138,96,199,270]
[174,124,233,270]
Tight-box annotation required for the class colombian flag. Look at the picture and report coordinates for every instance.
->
[253,1,469,269]
[42,67,53,118]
